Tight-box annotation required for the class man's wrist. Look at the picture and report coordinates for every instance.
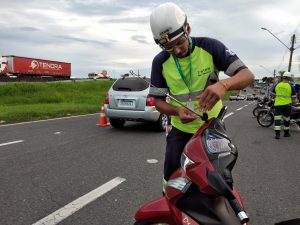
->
[219,80,229,91]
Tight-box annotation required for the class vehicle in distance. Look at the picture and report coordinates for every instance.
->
[229,95,238,101]
[88,70,111,79]
[104,75,169,131]
[246,94,254,101]
[0,55,71,80]
[237,94,246,100]
[229,94,246,101]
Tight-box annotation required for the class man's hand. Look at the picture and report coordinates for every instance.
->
[197,82,226,111]
[197,68,254,111]
[177,107,198,123]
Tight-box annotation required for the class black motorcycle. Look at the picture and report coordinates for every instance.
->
[257,103,300,127]
[252,96,273,117]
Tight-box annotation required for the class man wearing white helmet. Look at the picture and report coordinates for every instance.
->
[271,71,297,139]
[149,2,254,189]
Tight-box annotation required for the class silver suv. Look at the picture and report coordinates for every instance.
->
[104,75,169,131]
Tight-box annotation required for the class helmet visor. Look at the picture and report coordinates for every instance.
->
[161,35,188,53]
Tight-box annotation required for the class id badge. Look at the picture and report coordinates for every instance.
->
[186,99,194,111]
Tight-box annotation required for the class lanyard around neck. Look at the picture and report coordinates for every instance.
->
[172,37,193,94]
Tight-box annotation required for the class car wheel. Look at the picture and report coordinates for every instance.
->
[155,113,169,132]
[110,118,126,128]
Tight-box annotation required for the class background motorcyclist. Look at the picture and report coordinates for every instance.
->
[149,2,254,192]
[271,71,298,139]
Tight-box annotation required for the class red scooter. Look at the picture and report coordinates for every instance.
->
[134,106,249,225]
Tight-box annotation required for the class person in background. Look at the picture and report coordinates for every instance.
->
[149,2,254,193]
[271,71,297,139]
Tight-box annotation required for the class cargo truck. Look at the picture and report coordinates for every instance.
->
[0,55,71,80]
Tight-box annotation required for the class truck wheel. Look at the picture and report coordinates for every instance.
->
[110,119,125,128]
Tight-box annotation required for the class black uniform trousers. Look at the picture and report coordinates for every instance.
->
[274,104,291,133]
[164,126,194,181]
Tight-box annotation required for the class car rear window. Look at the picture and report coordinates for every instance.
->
[112,77,150,91]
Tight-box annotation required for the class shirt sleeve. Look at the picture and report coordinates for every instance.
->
[149,53,169,97]
[196,37,247,76]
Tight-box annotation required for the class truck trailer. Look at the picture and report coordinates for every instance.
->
[0,55,71,80]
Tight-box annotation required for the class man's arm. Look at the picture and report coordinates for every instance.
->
[217,68,255,91]
[198,68,254,111]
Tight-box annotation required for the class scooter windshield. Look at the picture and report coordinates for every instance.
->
[206,132,231,154]
[204,118,234,155]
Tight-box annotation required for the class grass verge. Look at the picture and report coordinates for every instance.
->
[0,79,238,125]
[0,80,114,124]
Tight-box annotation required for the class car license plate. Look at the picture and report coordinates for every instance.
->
[119,99,135,107]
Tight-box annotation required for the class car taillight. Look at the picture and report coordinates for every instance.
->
[146,95,155,106]
[105,92,109,104]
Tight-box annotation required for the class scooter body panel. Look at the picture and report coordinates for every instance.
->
[134,114,249,225]
[134,197,175,224]
[134,196,199,225]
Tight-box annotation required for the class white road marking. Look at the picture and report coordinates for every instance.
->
[0,140,24,147]
[0,113,99,127]
[54,132,61,135]
[224,112,234,119]
[32,177,126,225]
[224,102,253,117]
[147,159,158,164]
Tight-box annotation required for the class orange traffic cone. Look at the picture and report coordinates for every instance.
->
[96,104,110,126]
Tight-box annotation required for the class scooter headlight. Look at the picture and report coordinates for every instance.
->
[205,132,232,154]
[180,153,195,172]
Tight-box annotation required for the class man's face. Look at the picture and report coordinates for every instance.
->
[162,35,189,58]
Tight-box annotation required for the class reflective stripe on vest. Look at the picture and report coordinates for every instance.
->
[169,90,204,102]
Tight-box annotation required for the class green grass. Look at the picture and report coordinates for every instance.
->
[0,80,114,124]
[0,80,237,125]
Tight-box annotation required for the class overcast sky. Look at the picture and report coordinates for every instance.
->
[0,0,300,79]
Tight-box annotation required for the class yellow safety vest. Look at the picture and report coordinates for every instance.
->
[274,82,292,106]
[162,46,222,134]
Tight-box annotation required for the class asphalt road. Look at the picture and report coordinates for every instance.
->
[0,101,299,225]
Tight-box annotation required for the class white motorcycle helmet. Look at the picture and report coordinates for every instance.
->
[150,2,187,47]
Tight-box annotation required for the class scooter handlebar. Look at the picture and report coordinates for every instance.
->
[228,198,249,224]
[207,169,249,224]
